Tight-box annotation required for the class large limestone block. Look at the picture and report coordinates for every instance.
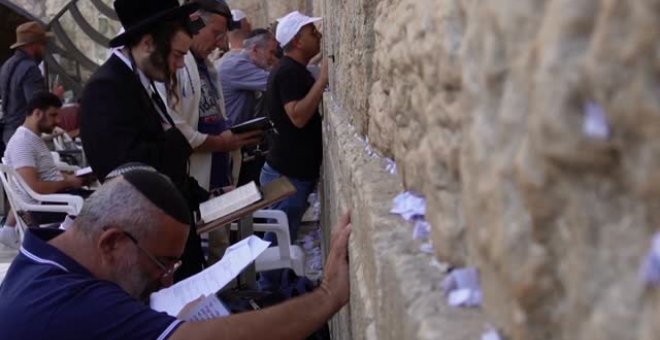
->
[226,0,269,28]
[460,0,660,338]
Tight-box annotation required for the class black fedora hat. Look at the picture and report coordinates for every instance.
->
[110,0,200,48]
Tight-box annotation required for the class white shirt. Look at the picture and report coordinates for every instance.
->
[4,126,64,203]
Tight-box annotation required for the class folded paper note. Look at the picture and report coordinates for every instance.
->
[390,192,426,221]
[442,267,482,307]
[583,102,610,139]
[640,232,660,286]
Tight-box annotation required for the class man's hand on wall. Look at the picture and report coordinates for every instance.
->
[319,58,329,87]
[319,211,352,310]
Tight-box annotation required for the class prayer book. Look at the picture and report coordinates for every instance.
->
[178,294,230,321]
[196,177,297,234]
[74,166,93,177]
[199,181,262,224]
[229,117,272,134]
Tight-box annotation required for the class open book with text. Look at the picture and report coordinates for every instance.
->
[199,181,262,224]
[197,177,297,234]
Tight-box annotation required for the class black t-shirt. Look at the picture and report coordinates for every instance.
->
[265,56,322,180]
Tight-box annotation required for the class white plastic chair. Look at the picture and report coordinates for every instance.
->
[230,209,306,276]
[0,164,84,240]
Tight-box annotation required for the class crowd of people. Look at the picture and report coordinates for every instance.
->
[0,0,345,338]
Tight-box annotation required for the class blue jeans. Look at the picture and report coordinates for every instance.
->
[258,162,316,291]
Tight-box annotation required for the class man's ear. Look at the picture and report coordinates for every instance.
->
[96,227,127,261]
[31,109,43,119]
[140,34,155,54]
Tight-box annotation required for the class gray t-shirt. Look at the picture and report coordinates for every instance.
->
[4,126,63,203]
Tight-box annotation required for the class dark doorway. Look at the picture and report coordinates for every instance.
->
[0,3,29,64]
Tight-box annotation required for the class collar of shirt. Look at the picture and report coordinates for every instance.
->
[20,228,92,276]
[113,49,155,98]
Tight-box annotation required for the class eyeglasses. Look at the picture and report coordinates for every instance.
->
[121,230,182,280]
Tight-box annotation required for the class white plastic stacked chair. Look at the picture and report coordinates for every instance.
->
[230,209,306,276]
[0,163,83,241]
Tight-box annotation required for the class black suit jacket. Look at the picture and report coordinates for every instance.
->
[80,55,192,186]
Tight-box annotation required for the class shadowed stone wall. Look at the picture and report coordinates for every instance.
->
[223,0,660,339]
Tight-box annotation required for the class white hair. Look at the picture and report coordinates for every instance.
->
[73,177,164,240]
[243,30,273,50]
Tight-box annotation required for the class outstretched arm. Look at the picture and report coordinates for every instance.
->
[171,211,352,340]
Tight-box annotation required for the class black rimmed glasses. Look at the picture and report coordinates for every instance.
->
[116,229,182,280]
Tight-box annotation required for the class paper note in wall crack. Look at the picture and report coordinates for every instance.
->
[150,235,270,316]
[583,102,610,139]
[390,192,426,221]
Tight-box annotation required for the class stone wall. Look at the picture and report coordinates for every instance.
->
[322,0,660,339]
[218,0,660,338]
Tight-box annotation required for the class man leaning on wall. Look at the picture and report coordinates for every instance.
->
[0,168,353,339]
[258,11,329,291]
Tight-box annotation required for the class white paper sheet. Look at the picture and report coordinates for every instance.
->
[150,235,270,316]
[178,294,231,321]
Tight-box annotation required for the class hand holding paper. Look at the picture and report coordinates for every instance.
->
[150,235,270,316]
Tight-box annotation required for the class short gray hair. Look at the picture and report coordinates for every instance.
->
[73,177,164,241]
[243,29,273,50]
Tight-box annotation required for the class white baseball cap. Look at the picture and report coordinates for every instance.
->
[231,9,246,21]
[275,11,322,47]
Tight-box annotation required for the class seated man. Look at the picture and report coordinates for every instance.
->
[0,169,352,339]
[0,92,88,248]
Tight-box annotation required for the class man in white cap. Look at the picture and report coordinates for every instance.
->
[258,11,328,291]
[225,9,252,56]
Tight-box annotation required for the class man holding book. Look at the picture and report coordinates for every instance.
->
[80,0,239,280]
[161,0,262,192]
[0,92,91,248]
[0,169,353,339]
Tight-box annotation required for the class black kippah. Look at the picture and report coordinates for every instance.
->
[122,169,191,225]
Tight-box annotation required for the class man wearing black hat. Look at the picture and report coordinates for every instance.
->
[80,0,208,280]
[0,169,353,339]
